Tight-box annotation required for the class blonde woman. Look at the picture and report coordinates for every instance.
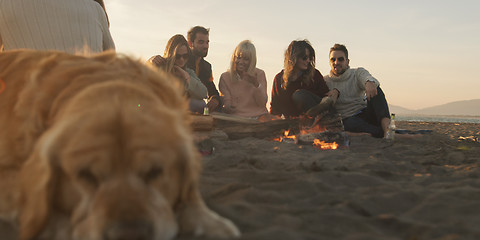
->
[148,34,207,113]
[270,40,332,118]
[219,40,268,118]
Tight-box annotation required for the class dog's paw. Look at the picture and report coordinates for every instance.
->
[178,205,240,238]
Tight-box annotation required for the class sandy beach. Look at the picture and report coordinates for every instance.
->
[181,121,480,240]
[1,121,479,240]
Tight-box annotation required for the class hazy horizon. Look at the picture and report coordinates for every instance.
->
[105,0,480,110]
[390,98,480,111]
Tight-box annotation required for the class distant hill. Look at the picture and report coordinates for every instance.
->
[389,105,416,115]
[390,99,480,116]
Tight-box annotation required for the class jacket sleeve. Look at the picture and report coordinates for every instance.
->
[313,69,330,97]
[95,3,115,51]
[355,67,379,90]
[269,74,281,116]
[186,68,207,100]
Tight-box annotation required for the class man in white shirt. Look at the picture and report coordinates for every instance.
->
[324,44,391,138]
[0,0,115,53]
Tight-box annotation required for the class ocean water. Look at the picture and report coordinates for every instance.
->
[395,115,480,124]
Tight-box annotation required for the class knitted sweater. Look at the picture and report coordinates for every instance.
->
[324,67,379,118]
[0,0,115,53]
[219,68,268,118]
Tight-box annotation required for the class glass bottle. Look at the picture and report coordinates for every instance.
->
[385,113,396,140]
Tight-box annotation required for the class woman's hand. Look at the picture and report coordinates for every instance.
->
[242,72,259,87]
[147,55,166,67]
[173,66,190,85]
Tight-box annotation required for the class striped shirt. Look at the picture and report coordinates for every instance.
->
[0,0,115,53]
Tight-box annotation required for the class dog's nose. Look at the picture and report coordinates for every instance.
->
[104,221,153,240]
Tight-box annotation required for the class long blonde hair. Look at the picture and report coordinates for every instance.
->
[229,40,257,82]
[281,40,316,89]
[162,34,191,73]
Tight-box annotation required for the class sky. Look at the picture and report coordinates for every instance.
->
[105,0,480,110]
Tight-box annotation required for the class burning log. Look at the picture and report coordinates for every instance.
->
[208,111,348,147]
[296,131,349,148]
[300,111,345,133]
[273,111,349,150]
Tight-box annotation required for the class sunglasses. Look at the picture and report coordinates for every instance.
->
[175,53,189,60]
[330,57,345,62]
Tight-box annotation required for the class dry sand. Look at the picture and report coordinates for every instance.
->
[1,122,479,240]
[183,121,480,240]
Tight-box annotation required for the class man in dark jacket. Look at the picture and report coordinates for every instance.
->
[186,26,222,112]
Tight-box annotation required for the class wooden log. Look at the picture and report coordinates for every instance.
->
[210,112,299,140]
[296,131,349,147]
[190,114,214,132]
[209,111,346,140]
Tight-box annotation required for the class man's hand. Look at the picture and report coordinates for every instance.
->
[207,97,220,112]
[365,81,378,100]
[147,55,166,67]
[326,88,340,103]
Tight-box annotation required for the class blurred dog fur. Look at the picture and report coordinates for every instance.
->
[0,50,240,240]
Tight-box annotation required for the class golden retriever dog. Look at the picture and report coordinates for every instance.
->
[0,50,240,240]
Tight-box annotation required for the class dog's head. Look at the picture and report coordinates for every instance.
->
[18,65,201,240]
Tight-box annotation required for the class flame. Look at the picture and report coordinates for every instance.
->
[313,139,338,150]
[274,129,339,151]
[273,130,296,142]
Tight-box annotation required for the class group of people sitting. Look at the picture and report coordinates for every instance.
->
[147,26,392,138]
[0,0,392,138]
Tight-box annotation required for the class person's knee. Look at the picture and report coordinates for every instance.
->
[189,99,206,114]
[292,89,322,112]
[292,89,308,103]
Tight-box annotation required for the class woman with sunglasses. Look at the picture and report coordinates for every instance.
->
[218,40,269,119]
[270,40,334,118]
[148,34,207,113]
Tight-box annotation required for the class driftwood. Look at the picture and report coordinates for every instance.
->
[209,111,346,140]
[299,111,345,133]
[190,114,214,132]
[211,113,299,140]
[296,131,350,147]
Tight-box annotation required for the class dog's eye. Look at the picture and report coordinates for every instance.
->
[77,169,99,187]
[143,167,163,183]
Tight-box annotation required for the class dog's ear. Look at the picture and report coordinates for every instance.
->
[18,131,58,240]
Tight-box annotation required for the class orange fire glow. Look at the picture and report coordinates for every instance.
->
[274,129,339,150]
[273,130,296,142]
[300,125,326,135]
[313,139,338,150]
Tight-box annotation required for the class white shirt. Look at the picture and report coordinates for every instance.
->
[0,0,115,53]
